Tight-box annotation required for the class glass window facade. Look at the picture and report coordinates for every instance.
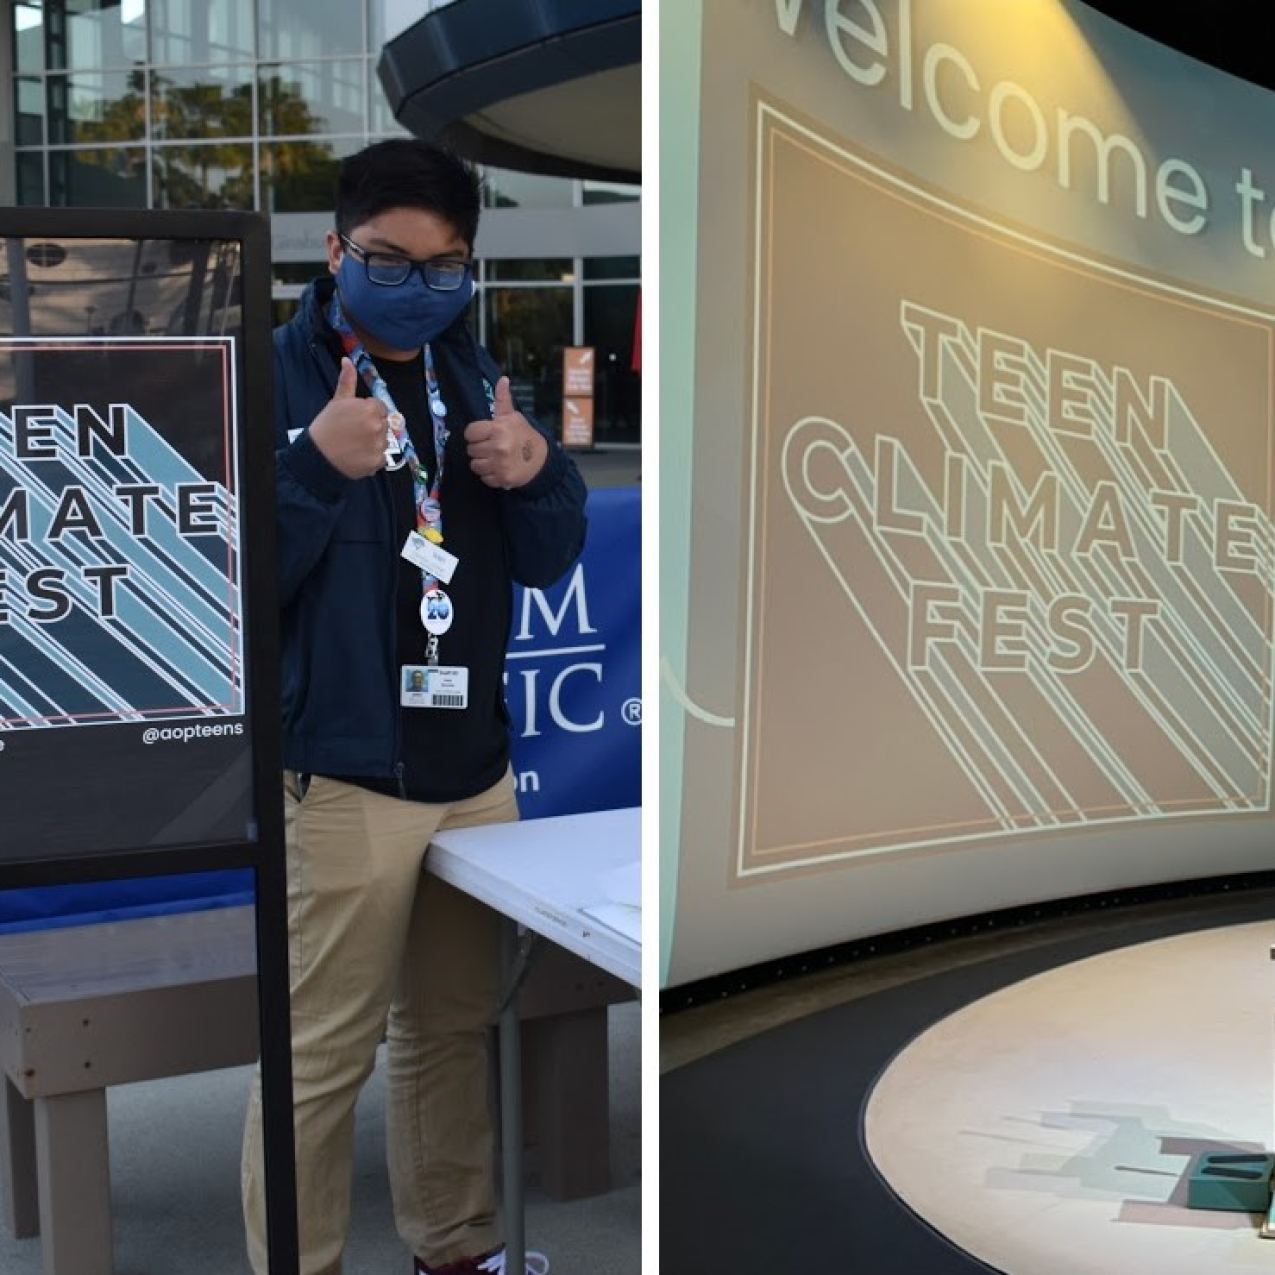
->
[483,168,576,210]
[153,140,254,208]
[150,0,255,64]
[59,0,148,72]
[258,60,364,136]
[259,138,350,214]
[151,65,255,140]
[5,0,642,447]
[256,0,362,60]
[51,68,148,145]
[583,179,640,206]
[13,3,46,74]
[487,258,574,283]
[14,75,45,145]
[50,144,148,206]
[584,255,640,281]
[584,282,642,443]
[482,283,574,435]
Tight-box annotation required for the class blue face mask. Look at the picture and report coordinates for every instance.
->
[335,255,473,350]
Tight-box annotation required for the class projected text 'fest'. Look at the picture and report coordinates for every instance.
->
[788,306,1271,674]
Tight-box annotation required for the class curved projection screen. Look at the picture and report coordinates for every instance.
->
[660,0,1275,987]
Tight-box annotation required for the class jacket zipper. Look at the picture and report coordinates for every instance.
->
[312,329,407,791]
[386,466,406,794]
[384,416,408,795]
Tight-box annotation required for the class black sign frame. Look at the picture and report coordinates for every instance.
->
[0,206,296,1273]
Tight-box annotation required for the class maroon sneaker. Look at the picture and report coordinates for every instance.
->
[414,1247,549,1275]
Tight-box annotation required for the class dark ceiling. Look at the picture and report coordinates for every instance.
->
[1081,3,1275,92]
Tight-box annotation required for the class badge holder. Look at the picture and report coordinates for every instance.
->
[401,586,469,709]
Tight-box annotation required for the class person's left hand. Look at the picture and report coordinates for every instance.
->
[464,376,548,490]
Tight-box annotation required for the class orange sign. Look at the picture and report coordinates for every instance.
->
[562,394,595,448]
[564,346,595,397]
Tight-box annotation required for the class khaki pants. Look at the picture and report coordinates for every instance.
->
[242,768,520,1275]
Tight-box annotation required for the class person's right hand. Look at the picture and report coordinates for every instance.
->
[305,357,389,479]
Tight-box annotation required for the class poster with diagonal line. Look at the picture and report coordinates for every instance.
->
[0,211,294,1273]
[0,335,251,859]
[739,97,1275,879]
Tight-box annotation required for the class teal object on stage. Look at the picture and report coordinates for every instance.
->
[1187,1153,1275,1212]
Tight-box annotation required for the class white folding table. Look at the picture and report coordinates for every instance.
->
[426,806,642,1272]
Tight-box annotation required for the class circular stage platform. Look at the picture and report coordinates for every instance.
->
[868,920,1275,1274]
[661,888,1275,1274]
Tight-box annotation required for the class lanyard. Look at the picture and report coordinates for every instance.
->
[327,293,449,569]
[328,295,457,664]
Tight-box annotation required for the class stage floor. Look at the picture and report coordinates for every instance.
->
[868,920,1275,1274]
[661,888,1275,1274]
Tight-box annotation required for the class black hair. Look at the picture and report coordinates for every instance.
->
[334,139,483,248]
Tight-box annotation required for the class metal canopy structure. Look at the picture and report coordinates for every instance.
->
[377,0,640,185]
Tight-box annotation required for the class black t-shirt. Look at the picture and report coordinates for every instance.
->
[327,348,513,803]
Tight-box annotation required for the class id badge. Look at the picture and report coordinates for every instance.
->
[401,664,469,710]
[401,531,458,584]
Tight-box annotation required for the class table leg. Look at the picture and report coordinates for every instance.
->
[0,1076,39,1238]
[499,918,525,1274]
[35,1090,113,1275]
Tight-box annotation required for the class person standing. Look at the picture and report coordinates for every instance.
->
[241,139,586,1275]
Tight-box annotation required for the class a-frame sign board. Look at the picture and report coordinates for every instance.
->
[0,207,297,1274]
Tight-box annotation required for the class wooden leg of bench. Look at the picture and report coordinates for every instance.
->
[527,1007,612,1200]
[0,1075,39,1238]
[34,1090,113,1275]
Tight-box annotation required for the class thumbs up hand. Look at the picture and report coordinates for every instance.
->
[306,357,392,479]
[464,376,548,490]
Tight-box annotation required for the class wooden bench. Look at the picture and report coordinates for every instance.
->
[0,903,634,1275]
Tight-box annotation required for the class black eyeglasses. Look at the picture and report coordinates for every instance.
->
[339,233,471,291]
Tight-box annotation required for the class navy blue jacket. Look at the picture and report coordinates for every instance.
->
[274,276,588,786]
